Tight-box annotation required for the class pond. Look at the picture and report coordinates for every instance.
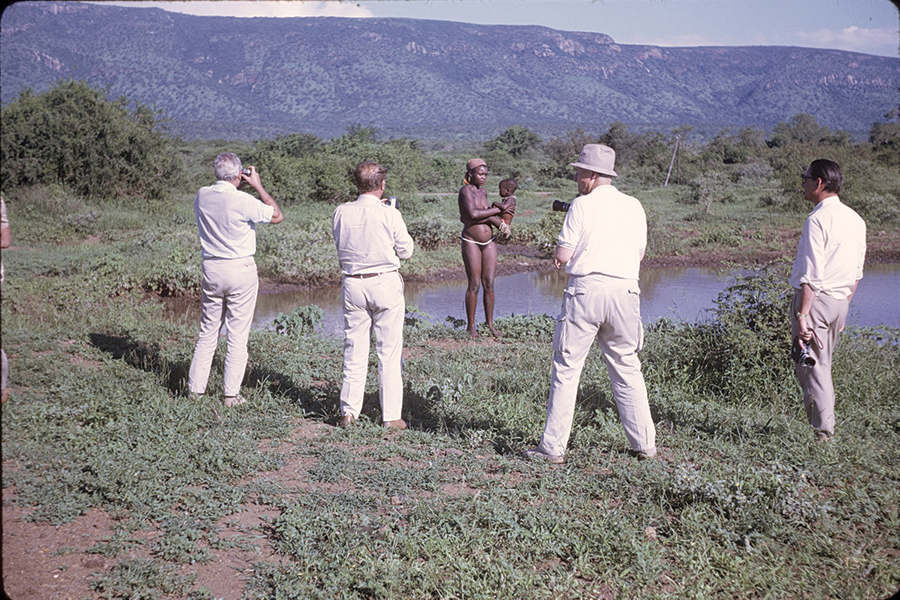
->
[233,263,899,337]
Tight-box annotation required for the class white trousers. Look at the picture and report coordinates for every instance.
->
[339,271,405,422]
[188,257,259,397]
[538,274,656,457]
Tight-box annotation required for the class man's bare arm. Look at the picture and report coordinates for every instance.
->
[243,167,283,224]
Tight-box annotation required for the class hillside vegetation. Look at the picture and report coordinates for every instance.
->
[1,1,897,139]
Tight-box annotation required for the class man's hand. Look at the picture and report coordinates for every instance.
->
[240,166,263,190]
[797,315,813,342]
[554,245,574,269]
[241,166,283,224]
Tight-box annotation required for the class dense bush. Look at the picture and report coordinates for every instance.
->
[247,125,433,205]
[643,262,794,402]
[1,79,185,200]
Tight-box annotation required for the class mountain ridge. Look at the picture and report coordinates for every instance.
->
[1,1,897,140]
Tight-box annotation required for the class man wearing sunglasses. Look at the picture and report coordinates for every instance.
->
[790,159,866,441]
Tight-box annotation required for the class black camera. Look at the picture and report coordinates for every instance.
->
[241,168,251,176]
[552,200,572,212]
[791,338,816,367]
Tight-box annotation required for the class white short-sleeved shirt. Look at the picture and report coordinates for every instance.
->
[333,194,414,276]
[194,180,275,259]
[789,196,866,300]
[557,184,647,280]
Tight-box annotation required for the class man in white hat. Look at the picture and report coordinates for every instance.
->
[524,144,656,463]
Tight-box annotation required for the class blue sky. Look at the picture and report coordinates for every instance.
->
[93,0,899,57]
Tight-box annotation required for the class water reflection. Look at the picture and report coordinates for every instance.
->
[239,263,898,336]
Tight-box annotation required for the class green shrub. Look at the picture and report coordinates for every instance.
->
[1,79,184,200]
[531,210,566,255]
[406,215,458,249]
[644,262,794,402]
[272,305,325,337]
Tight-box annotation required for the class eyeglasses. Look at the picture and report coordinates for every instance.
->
[800,175,817,183]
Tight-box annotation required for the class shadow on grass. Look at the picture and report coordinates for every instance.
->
[244,364,339,420]
[88,333,339,418]
[89,333,188,395]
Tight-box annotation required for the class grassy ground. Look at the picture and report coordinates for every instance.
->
[2,186,899,599]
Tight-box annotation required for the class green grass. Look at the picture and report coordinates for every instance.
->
[2,185,899,599]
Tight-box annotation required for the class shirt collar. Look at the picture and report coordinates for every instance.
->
[357,193,383,204]
[810,195,840,214]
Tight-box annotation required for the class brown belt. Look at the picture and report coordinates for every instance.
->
[345,270,397,279]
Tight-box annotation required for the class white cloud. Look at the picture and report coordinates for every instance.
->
[90,1,374,19]
[794,26,899,54]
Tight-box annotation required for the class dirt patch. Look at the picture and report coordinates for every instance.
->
[3,414,661,599]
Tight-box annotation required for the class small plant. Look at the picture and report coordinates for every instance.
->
[272,305,324,337]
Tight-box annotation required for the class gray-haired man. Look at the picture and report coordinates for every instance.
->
[188,153,283,407]
[524,144,656,463]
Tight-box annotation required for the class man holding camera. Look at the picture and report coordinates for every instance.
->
[188,152,283,407]
[523,144,656,464]
[790,159,866,441]
[333,161,414,429]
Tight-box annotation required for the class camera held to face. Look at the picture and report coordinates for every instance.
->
[241,168,251,176]
[552,200,572,212]
[791,338,816,367]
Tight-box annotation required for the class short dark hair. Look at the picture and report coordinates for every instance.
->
[353,161,387,194]
[499,178,518,194]
[808,159,843,194]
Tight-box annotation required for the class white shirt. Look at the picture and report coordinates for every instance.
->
[194,180,275,260]
[557,184,647,280]
[789,195,866,300]
[333,194,414,276]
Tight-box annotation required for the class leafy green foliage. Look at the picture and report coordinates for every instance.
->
[678,171,735,213]
[1,79,185,200]
[247,124,432,205]
[272,305,325,337]
[643,262,794,402]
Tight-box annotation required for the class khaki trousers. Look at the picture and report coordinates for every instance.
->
[538,274,656,457]
[339,271,405,422]
[791,290,849,436]
[188,257,259,397]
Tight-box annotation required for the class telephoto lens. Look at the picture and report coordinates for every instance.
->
[552,200,572,212]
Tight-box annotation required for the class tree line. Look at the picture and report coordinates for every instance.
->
[2,79,897,226]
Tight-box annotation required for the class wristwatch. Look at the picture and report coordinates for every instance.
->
[796,312,808,318]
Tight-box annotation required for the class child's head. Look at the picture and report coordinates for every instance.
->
[499,178,518,197]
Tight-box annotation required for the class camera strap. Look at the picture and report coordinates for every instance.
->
[810,329,824,350]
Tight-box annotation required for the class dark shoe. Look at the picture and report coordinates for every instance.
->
[383,419,407,430]
[628,449,651,461]
[339,414,355,428]
[522,447,565,464]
